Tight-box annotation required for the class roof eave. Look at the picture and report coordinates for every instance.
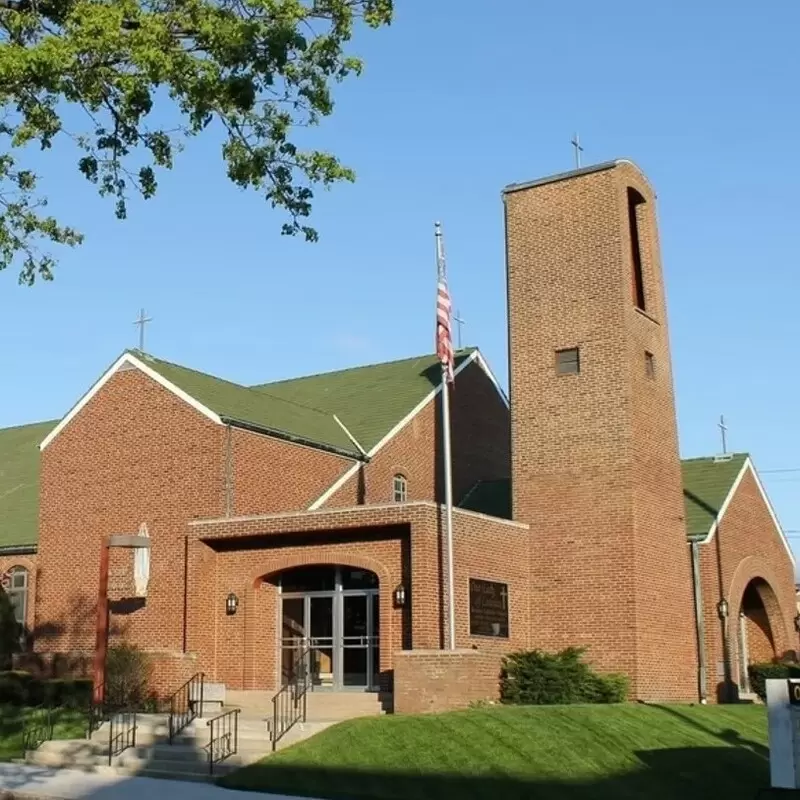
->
[220,416,366,462]
[0,543,37,556]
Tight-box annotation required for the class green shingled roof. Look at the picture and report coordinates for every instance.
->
[459,456,752,536]
[250,350,475,452]
[0,420,56,549]
[133,351,357,456]
[135,349,475,456]
[681,453,749,537]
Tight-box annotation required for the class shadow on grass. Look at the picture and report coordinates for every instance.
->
[218,745,774,800]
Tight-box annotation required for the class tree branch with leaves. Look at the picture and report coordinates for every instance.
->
[0,0,392,284]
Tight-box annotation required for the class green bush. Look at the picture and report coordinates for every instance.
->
[105,643,151,709]
[748,661,800,702]
[0,592,22,670]
[0,670,33,705]
[42,678,93,708]
[500,647,629,705]
[0,671,93,707]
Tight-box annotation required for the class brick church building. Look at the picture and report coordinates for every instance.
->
[1,159,796,707]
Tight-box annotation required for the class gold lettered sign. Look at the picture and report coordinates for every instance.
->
[469,578,509,638]
[787,680,800,705]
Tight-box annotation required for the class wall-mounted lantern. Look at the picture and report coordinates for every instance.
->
[226,592,239,616]
[393,584,407,608]
[717,598,729,621]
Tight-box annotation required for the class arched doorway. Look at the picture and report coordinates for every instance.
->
[737,578,779,693]
[269,565,379,691]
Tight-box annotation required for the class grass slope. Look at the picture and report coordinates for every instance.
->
[220,704,774,800]
[0,706,86,762]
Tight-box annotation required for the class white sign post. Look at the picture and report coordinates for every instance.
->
[767,678,800,789]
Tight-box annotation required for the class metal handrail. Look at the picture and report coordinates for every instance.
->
[271,647,311,751]
[85,682,106,739]
[21,705,54,752]
[107,708,137,765]
[168,672,205,744]
[206,707,240,775]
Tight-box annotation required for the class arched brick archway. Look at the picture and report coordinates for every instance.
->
[242,555,395,691]
[727,556,793,693]
[250,553,392,591]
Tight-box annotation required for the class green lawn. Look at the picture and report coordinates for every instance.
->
[219,704,779,800]
[0,706,86,761]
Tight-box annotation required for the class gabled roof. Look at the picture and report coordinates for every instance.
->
[681,454,749,538]
[40,348,486,462]
[0,420,57,549]
[135,351,358,456]
[251,350,477,453]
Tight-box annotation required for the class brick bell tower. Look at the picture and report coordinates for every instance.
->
[503,160,697,701]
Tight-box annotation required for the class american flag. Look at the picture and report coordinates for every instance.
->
[435,222,454,383]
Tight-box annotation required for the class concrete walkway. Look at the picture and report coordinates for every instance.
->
[0,763,321,800]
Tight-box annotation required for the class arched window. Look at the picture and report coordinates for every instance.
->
[393,474,408,503]
[6,566,28,628]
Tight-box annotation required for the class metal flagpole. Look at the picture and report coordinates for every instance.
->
[435,222,456,651]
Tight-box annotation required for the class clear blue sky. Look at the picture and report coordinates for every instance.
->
[2,1,799,555]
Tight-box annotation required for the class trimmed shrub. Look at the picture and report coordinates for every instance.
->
[106,643,151,709]
[748,661,800,702]
[500,647,629,705]
[0,670,34,705]
[0,671,93,707]
[42,678,93,708]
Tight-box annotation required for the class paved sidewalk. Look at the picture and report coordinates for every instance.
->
[0,763,319,800]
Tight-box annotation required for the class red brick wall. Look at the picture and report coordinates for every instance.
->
[393,650,502,713]
[187,503,527,691]
[37,368,226,662]
[697,466,797,700]
[324,361,510,509]
[407,508,530,652]
[621,161,698,702]
[230,426,353,516]
[505,161,696,700]
[745,609,775,665]
[213,535,404,691]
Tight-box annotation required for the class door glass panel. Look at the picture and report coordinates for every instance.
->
[281,597,306,683]
[342,594,368,687]
[310,596,334,688]
[371,593,380,689]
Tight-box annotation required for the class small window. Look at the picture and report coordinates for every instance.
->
[645,351,655,379]
[393,474,408,503]
[556,348,580,375]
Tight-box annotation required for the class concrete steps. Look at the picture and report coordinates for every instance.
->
[24,691,388,783]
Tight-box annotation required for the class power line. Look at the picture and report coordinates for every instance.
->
[761,468,800,474]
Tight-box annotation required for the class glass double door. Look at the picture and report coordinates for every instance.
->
[281,591,379,690]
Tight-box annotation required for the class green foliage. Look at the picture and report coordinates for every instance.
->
[0,0,393,283]
[0,670,92,706]
[0,590,21,670]
[105,642,151,708]
[0,670,32,704]
[500,647,629,706]
[747,661,800,703]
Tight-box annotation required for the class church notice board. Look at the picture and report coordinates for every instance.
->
[469,578,509,638]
